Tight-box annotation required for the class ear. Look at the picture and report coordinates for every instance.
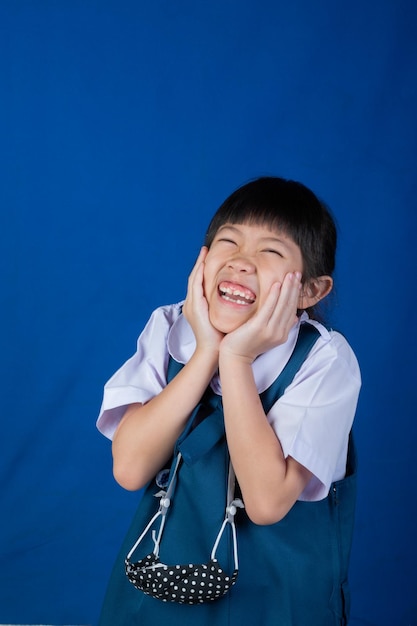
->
[299,275,333,310]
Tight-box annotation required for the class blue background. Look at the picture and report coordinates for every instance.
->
[1,1,416,624]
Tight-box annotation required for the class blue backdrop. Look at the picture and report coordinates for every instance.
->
[1,1,416,625]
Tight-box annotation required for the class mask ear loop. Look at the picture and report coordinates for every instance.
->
[210,463,244,571]
[126,453,183,561]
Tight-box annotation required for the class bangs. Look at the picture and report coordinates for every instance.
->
[205,179,323,249]
[204,177,336,281]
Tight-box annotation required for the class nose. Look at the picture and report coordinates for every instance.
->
[227,254,256,273]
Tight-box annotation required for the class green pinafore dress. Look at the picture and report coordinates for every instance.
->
[98,324,357,626]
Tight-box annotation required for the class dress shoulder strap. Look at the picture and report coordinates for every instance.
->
[259,322,320,414]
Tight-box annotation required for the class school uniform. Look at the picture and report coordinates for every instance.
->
[97,303,361,625]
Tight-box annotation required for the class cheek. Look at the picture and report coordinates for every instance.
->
[258,268,283,295]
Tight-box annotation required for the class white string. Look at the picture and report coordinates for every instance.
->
[126,453,183,560]
[210,463,244,570]
[126,455,245,571]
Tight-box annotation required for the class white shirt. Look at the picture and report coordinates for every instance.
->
[97,302,361,502]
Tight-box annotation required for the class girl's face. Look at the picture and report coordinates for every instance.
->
[203,222,305,334]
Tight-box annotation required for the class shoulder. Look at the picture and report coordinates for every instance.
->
[137,301,184,345]
[304,320,361,384]
[97,301,185,439]
[144,301,184,329]
[135,300,197,365]
[281,321,361,411]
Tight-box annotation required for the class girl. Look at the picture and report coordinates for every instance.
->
[97,177,361,625]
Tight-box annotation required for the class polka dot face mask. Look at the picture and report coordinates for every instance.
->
[125,555,238,604]
[124,454,243,604]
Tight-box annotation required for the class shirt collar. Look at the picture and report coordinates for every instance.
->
[167,308,330,394]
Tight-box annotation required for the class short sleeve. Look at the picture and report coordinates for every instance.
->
[96,304,182,440]
[267,331,361,501]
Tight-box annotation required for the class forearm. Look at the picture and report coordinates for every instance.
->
[219,353,311,525]
[112,347,218,491]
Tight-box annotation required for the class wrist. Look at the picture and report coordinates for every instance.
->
[191,344,220,373]
[219,345,255,367]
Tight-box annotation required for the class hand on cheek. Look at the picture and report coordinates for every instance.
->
[183,247,224,351]
[220,271,302,363]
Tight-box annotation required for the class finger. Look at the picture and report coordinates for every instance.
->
[268,272,301,328]
[187,247,207,288]
[256,281,282,324]
[193,246,208,268]
[274,272,301,306]
[280,271,302,312]
[186,247,206,297]
[253,274,298,335]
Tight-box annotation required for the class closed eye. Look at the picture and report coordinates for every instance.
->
[217,238,237,245]
[263,248,284,257]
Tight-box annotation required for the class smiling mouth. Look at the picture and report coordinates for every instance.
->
[218,281,256,305]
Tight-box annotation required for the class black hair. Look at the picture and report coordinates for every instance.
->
[204,176,337,318]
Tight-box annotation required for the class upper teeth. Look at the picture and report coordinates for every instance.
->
[219,286,255,302]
